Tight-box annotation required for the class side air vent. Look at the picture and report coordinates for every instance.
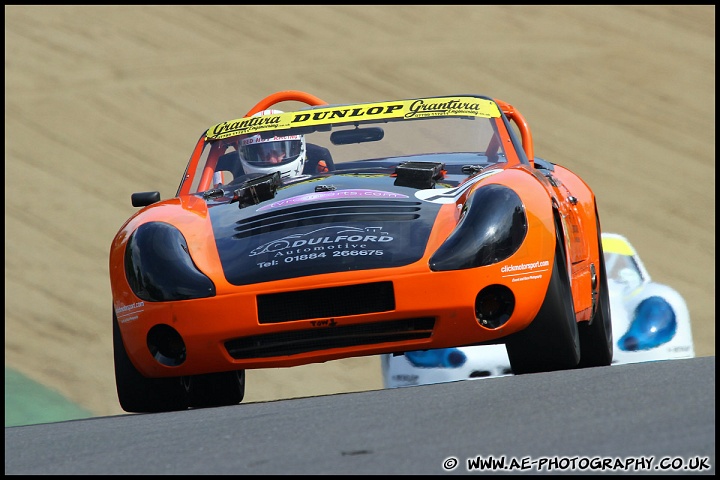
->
[258,281,395,324]
[224,316,435,359]
[234,200,421,239]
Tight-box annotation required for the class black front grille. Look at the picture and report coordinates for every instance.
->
[233,200,421,239]
[224,317,435,359]
[257,281,395,324]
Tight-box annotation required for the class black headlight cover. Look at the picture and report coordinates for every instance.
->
[124,222,216,301]
[429,184,527,271]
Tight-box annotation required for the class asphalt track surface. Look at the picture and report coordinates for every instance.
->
[5,356,715,475]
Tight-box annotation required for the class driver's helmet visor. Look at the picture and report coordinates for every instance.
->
[240,134,303,167]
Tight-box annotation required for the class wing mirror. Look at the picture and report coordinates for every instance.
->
[131,191,161,207]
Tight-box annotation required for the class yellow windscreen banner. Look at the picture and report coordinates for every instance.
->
[206,96,502,140]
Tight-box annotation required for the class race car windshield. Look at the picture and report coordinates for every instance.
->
[240,137,302,167]
[185,112,512,194]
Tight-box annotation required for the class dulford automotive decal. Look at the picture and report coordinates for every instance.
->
[250,226,392,264]
[206,97,502,140]
[415,168,503,204]
[257,189,408,212]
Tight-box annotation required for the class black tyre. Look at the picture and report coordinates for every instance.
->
[505,224,580,374]
[576,213,614,368]
[187,370,246,409]
[113,310,190,413]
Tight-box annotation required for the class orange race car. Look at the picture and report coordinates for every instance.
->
[109,91,613,413]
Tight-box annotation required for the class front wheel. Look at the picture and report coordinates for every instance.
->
[506,223,580,374]
[113,309,190,413]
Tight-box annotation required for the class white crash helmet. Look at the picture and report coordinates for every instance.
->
[238,109,306,180]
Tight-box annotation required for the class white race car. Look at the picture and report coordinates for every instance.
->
[382,233,695,388]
